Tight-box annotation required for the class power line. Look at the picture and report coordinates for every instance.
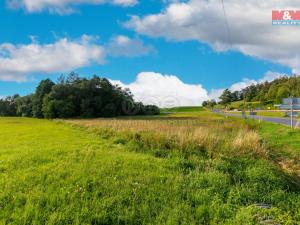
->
[221,0,232,47]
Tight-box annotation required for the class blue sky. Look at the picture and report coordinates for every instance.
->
[0,0,298,106]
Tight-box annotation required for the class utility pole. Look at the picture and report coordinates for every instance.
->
[290,97,293,129]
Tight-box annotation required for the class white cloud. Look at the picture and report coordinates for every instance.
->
[258,71,285,83]
[229,79,257,92]
[112,71,283,107]
[110,72,209,107]
[7,0,137,14]
[209,89,224,101]
[230,71,285,92]
[0,35,156,82]
[107,35,154,57]
[125,0,300,73]
[0,35,105,81]
[209,71,286,100]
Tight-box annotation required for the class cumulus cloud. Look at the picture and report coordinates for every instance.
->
[0,35,155,82]
[112,71,283,107]
[110,72,209,107]
[125,0,300,73]
[7,0,137,14]
[107,35,154,57]
[0,35,105,81]
[111,71,285,106]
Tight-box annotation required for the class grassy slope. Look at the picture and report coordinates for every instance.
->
[256,111,287,118]
[259,122,300,155]
[258,122,300,176]
[161,106,204,113]
[222,110,300,174]
[0,115,299,224]
[215,101,262,110]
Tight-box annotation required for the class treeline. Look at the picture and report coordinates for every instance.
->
[0,73,160,118]
[219,75,300,106]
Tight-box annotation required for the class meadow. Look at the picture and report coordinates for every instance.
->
[0,110,299,224]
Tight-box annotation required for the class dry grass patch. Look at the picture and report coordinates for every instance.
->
[67,118,266,158]
[232,130,266,157]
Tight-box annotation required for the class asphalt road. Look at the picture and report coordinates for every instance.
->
[220,112,300,128]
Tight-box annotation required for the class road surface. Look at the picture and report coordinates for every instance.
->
[217,112,300,128]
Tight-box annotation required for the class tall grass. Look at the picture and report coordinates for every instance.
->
[68,118,266,158]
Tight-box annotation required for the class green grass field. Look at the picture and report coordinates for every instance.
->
[226,100,273,110]
[258,122,300,175]
[0,111,300,224]
[256,111,287,118]
[161,106,204,113]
